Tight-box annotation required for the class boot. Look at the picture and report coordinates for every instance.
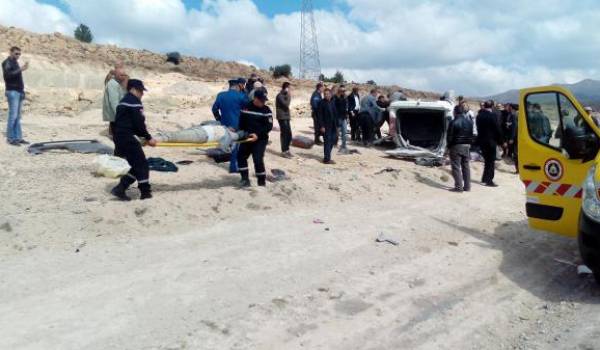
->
[240,170,251,187]
[257,175,266,187]
[139,183,153,200]
[111,185,131,201]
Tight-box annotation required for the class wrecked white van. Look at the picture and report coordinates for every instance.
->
[385,98,454,160]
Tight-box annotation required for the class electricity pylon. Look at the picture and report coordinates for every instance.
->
[299,0,321,80]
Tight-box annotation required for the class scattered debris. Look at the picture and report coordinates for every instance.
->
[94,155,131,178]
[0,222,13,232]
[73,240,86,253]
[375,167,401,175]
[415,157,444,167]
[376,233,399,246]
[291,135,314,149]
[447,241,459,247]
[28,139,113,155]
[176,160,194,165]
[134,207,148,217]
[577,265,593,276]
[313,219,325,224]
[267,169,289,183]
[148,157,178,172]
[554,258,578,267]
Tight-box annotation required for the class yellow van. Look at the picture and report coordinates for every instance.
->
[518,86,600,281]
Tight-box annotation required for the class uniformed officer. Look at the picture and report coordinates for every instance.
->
[237,90,273,187]
[110,79,157,201]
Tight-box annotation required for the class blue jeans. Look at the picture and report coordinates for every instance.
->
[5,90,24,142]
[229,144,239,173]
[338,119,348,149]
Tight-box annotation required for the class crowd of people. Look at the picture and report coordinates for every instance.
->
[5,47,599,201]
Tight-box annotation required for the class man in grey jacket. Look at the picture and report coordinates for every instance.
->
[102,67,127,131]
[276,82,293,158]
[102,67,127,155]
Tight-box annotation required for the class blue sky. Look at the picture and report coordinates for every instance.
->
[39,0,348,17]
[4,0,600,96]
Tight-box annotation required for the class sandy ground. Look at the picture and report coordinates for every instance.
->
[1,57,600,350]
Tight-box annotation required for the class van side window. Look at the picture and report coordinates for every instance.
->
[525,92,561,149]
[558,94,600,159]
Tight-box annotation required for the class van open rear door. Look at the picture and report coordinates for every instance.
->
[518,86,599,237]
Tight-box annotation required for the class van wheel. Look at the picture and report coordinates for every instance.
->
[578,231,600,284]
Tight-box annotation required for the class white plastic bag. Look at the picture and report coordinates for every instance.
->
[93,155,131,178]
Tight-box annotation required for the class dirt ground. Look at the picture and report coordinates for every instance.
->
[1,54,600,350]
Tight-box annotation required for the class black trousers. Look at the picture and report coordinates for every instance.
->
[115,135,150,191]
[481,145,497,184]
[311,111,322,142]
[323,128,337,162]
[277,119,292,152]
[238,138,268,180]
[349,111,360,141]
[359,113,375,145]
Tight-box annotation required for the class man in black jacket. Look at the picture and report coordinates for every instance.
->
[2,46,29,146]
[318,88,338,164]
[238,90,273,187]
[347,87,361,141]
[276,82,293,158]
[476,100,506,187]
[334,86,349,152]
[447,105,474,192]
[310,83,324,145]
[111,79,157,201]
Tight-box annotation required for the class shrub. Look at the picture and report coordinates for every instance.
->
[74,24,93,43]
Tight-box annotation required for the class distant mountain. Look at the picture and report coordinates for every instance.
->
[488,79,600,107]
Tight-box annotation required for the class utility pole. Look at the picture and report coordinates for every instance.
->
[300,0,321,80]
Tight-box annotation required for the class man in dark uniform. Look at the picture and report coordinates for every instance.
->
[310,83,324,145]
[318,88,338,164]
[237,90,273,187]
[111,79,157,201]
[476,100,506,187]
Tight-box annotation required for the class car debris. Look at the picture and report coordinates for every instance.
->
[28,139,113,155]
[375,233,399,246]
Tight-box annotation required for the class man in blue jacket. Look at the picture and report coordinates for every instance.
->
[212,78,249,173]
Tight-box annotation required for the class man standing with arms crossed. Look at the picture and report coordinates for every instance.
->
[2,47,29,146]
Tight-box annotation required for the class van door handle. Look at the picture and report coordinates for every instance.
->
[524,164,542,171]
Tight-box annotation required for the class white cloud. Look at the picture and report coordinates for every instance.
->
[0,0,75,34]
[2,0,600,96]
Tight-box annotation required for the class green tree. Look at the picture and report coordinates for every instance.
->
[270,64,292,78]
[74,24,93,43]
[331,71,345,84]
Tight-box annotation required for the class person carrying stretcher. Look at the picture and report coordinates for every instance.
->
[110,79,157,201]
[237,90,273,187]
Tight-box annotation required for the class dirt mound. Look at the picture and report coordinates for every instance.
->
[0,25,265,81]
[0,25,441,100]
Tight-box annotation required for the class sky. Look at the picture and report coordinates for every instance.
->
[2,0,600,96]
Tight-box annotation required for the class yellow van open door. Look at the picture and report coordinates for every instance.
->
[518,86,600,237]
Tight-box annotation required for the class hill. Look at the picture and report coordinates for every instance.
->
[488,79,600,108]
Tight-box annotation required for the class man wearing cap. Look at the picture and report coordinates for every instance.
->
[212,79,249,173]
[237,90,273,187]
[110,79,158,201]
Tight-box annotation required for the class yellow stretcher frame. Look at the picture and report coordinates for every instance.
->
[155,139,252,148]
